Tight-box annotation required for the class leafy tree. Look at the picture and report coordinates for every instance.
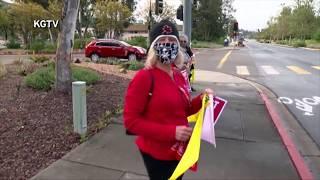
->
[257,0,319,41]
[192,0,225,41]
[14,0,49,8]
[95,0,131,39]
[222,0,236,35]
[76,0,95,39]
[0,5,9,40]
[45,0,63,44]
[8,2,47,48]
[122,0,136,12]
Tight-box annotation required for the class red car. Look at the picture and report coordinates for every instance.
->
[85,39,147,62]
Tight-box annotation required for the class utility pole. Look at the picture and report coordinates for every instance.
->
[148,0,152,46]
[183,0,192,43]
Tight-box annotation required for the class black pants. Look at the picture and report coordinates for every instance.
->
[140,151,183,180]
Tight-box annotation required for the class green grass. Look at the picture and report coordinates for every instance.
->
[191,41,223,48]
[72,67,100,84]
[25,65,100,91]
[120,60,144,71]
[306,40,320,49]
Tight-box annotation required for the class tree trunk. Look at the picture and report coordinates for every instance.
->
[48,28,54,45]
[55,0,80,94]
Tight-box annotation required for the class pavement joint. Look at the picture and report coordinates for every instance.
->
[239,111,245,141]
[216,136,256,143]
[62,159,125,174]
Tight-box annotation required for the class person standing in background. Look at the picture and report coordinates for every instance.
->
[179,34,196,92]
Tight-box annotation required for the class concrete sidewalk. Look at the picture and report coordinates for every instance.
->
[32,70,311,180]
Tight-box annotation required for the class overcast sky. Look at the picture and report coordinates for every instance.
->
[164,0,319,31]
[3,0,319,31]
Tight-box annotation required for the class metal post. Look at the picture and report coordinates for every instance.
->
[72,81,87,135]
[183,0,192,44]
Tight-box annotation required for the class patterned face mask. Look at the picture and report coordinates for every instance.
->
[153,42,179,64]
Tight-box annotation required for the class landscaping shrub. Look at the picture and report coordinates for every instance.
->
[25,64,100,91]
[291,40,306,47]
[120,60,144,71]
[30,55,50,63]
[30,40,45,53]
[42,43,57,53]
[0,63,7,78]
[191,40,222,48]
[313,29,320,42]
[25,66,55,91]
[6,39,21,49]
[126,36,148,49]
[72,66,100,85]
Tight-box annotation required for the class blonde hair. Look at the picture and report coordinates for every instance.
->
[144,35,183,69]
[179,34,189,43]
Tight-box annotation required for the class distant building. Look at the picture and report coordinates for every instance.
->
[122,24,183,40]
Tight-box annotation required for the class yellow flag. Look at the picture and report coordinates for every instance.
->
[169,95,209,180]
[190,68,195,83]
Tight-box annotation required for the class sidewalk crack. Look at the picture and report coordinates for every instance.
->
[239,110,245,141]
[62,159,125,174]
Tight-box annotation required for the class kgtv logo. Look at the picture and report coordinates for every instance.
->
[33,20,59,28]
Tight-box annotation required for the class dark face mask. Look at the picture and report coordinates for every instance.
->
[154,42,179,64]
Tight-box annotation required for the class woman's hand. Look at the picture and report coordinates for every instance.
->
[175,126,193,142]
[200,88,214,99]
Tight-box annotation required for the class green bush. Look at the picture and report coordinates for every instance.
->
[276,40,286,45]
[30,55,50,63]
[125,36,148,49]
[30,40,45,53]
[25,65,100,91]
[74,38,92,49]
[313,29,320,42]
[6,39,21,49]
[191,41,222,48]
[120,60,144,71]
[25,66,55,91]
[42,43,57,53]
[72,67,100,85]
[291,40,306,47]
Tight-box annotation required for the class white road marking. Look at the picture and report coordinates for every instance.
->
[236,66,250,75]
[261,66,280,75]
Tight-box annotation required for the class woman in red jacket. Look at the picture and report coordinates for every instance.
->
[124,19,213,180]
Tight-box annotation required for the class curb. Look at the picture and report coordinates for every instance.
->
[258,91,314,180]
[221,74,316,180]
[301,47,320,51]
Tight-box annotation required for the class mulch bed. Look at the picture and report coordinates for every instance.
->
[0,63,135,179]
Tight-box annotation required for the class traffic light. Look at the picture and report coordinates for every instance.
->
[155,0,164,15]
[193,0,198,6]
[233,22,239,31]
[177,5,183,21]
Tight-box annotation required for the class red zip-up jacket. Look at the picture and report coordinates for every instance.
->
[123,67,202,160]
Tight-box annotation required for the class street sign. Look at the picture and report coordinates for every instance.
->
[213,96,228,124]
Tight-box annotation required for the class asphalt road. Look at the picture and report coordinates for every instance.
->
[195,40,320,147]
